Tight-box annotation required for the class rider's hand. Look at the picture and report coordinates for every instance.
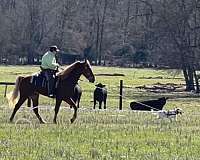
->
[57,66,64,72]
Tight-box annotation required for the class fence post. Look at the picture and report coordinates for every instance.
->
[119,80,123,110]
[4,85,8,97]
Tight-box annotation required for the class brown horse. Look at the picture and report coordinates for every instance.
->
[8,60,95,124]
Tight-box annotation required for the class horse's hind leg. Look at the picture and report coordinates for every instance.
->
[31,94,46,124]
[53,98,62,124]
[27,97,31,107]
[63,98,77,124]
[77,92,82,108]
[10,96,27,122]
[77,98,80,108]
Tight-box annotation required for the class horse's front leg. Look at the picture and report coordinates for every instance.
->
[31,94,46,124]
[63,98,77,123]
[53,98,62,124]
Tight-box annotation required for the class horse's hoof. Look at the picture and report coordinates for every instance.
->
[70,119,75,123]
[9,118,13,123]
[53,120,57,124]
[40,121,46,124]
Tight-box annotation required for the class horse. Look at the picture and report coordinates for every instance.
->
[7,59,95,124]
[71,84,82,108]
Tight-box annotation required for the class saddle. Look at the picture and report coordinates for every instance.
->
[30,72,59,89]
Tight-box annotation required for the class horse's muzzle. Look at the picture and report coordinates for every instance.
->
[89,76,95,83]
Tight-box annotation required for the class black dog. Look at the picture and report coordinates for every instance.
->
[71,84,82,108]
[94,83,107,109]
[130,97,168,111]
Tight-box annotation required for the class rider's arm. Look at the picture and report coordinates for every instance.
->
[52,56,60,68]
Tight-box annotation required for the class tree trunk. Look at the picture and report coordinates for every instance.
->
[183,64,195,91]
[27,51,34,64]
[193,66,199,93]
[182,65,190,91]
[95,15,100,65]
[98,0,108,66]
[187,65,195,91]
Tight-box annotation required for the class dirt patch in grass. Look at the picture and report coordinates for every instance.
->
[139,76,183,80]
[135,82,185,93]
[95,73,125,76]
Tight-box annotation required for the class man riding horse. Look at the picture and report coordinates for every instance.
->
[40,45,60,97]
[8,58,95,124]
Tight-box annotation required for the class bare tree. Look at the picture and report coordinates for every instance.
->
[151,0,200,91]
[1,0,200,94]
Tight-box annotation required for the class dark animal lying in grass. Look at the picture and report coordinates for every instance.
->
[130,97,168,111]
[71,84,82,108]
[94,83,107,109]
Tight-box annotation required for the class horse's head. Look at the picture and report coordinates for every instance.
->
[81,59,95,83]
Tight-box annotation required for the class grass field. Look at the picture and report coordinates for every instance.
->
[0,65,200,160]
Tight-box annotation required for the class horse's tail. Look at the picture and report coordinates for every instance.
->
[7,76,23,107]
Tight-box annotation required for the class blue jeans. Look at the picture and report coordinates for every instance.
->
[42,69,57,96]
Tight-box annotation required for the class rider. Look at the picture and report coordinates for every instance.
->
[40,45,60,97]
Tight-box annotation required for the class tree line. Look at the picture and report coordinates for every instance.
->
[1,0,200,92]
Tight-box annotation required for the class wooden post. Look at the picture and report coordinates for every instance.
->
[4,85,8,97]
[0,82,15,97]
[119,80,123,110]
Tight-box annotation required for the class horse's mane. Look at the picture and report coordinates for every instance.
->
[57,61,80,80]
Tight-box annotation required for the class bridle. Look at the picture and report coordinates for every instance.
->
[82,63,94,82]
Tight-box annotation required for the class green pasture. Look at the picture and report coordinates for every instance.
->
[0,65,200,160]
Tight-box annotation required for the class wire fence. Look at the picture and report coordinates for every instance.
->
[0,79,174,111]
[0,79,197,113]
[1,80,200,127]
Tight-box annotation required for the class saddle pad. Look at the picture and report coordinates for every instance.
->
[30,73,46,88]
